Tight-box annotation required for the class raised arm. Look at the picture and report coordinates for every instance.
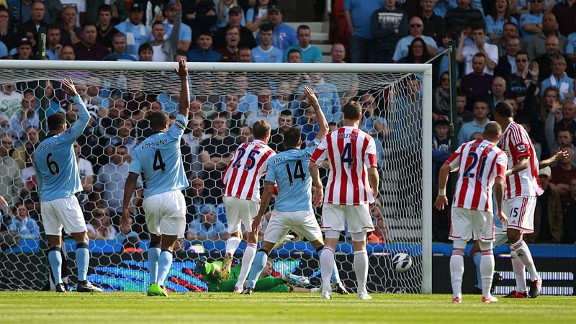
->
[62,79,90,137]
[304,86,329,140]
[174,57,190,117]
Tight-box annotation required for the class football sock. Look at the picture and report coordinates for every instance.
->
[511,239,539,281]
[510,250,527,292]
[473,252,482,289]
[480,251,495,298]
[225,236,241,256]
[76,243,89,282]
[320,247,335,293]
[156,250,173,286]
[148,247,161,283]
[450,250,465,298]
[48,247,63,285]
[354,250,369,295]
[318,248,342,285]
[236,243,257,289]
[246,250,268,289]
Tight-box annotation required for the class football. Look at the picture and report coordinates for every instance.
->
[392,253,413,273]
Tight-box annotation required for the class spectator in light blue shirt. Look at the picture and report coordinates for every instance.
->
[186,204,229,241]
[8,201,40,239]
[0,40,8,58]
[393,16,438,62]
[114,3,152,59]
[485,0,518,44]
[457,99,490,145]
[256,5,297,55]
[292,73,341,123]
[252,23,283,63]
[286,25,323,63]
[519,0,545,42]
[540,55,574,102]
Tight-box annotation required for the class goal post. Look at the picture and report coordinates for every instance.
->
[0,60,432,294]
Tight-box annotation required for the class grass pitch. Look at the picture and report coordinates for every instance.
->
[0,292,575,323]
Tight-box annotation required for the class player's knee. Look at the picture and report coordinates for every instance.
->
[350,231,366,242]
[315,245,325,254]
[452,240,467,250]
[258,247,271,256]
[76,242,88,250]
[478,241,492,251]
[149,241,161,249]
[507,231,520,243]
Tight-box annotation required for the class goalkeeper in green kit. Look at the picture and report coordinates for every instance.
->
[194,256,314,293]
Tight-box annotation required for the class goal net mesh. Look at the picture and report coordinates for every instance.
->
[0,62,425,293]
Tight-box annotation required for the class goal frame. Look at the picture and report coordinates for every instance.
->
[0,60,433,294]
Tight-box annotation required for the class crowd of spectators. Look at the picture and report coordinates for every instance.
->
[2,0,576,247]
[0,0,393,249]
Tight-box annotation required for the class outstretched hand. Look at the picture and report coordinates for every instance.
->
[61,79,78,96]
[303,86,319,107]
[174,57,188,78]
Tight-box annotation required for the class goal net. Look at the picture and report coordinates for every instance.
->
[0,61,432,294]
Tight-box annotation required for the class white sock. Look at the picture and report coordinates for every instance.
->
[235,243,257,289]
[450,250,464,298]
[225,236,241,256]
[320,247,335,293]
[510,250,527,293]
[354,250,369,294]
[480,251,495,298]
[511,239,539,281]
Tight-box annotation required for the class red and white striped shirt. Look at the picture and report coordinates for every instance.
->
[222,140,276,202]
[500,122,543,199]
[447,139,507,212]
[310,127,378,205]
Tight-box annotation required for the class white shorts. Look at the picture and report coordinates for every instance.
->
[321,203,374,234]
[223,196,259,234]
[143,190,186,238]
[503,196,536,234]
[263,210,323,244]
[41,196,87,236]
[449,207,494,242]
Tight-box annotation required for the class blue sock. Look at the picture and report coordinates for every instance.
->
[76,248,89,282]
[473,252,482,289]
[156,251,173,286]
[48,250,63,284]
[148,247,161,284]
[246,251,267,289]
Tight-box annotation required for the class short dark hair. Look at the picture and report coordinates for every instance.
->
[48,113,66,132]
[515,51,529,58]
[260,23,274,33]
[98,4,112,14]
[342,101,362,121]
[494,101,513,118]
[198,30,213,38]
[138,42,152,54]
[149,111,169,130]
[283,126,302,148]
[81,23,97,32]
[151,20,164,29]
[287,48,301,57]
[252,120,271,140]
[297,25,310,33]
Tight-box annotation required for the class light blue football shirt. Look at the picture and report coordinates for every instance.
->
[129,114,189,198]
[265,139,320,212]
[34,96,89,202]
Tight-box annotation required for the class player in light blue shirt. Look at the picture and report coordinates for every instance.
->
[122,58,190,297]
[242,87,348,295]
[33,79,102,293]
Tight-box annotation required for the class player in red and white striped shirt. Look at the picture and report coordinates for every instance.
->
[435,121,507,303]
[310,101,379,300]
[494,101,543,298]
[221,120,276,293]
